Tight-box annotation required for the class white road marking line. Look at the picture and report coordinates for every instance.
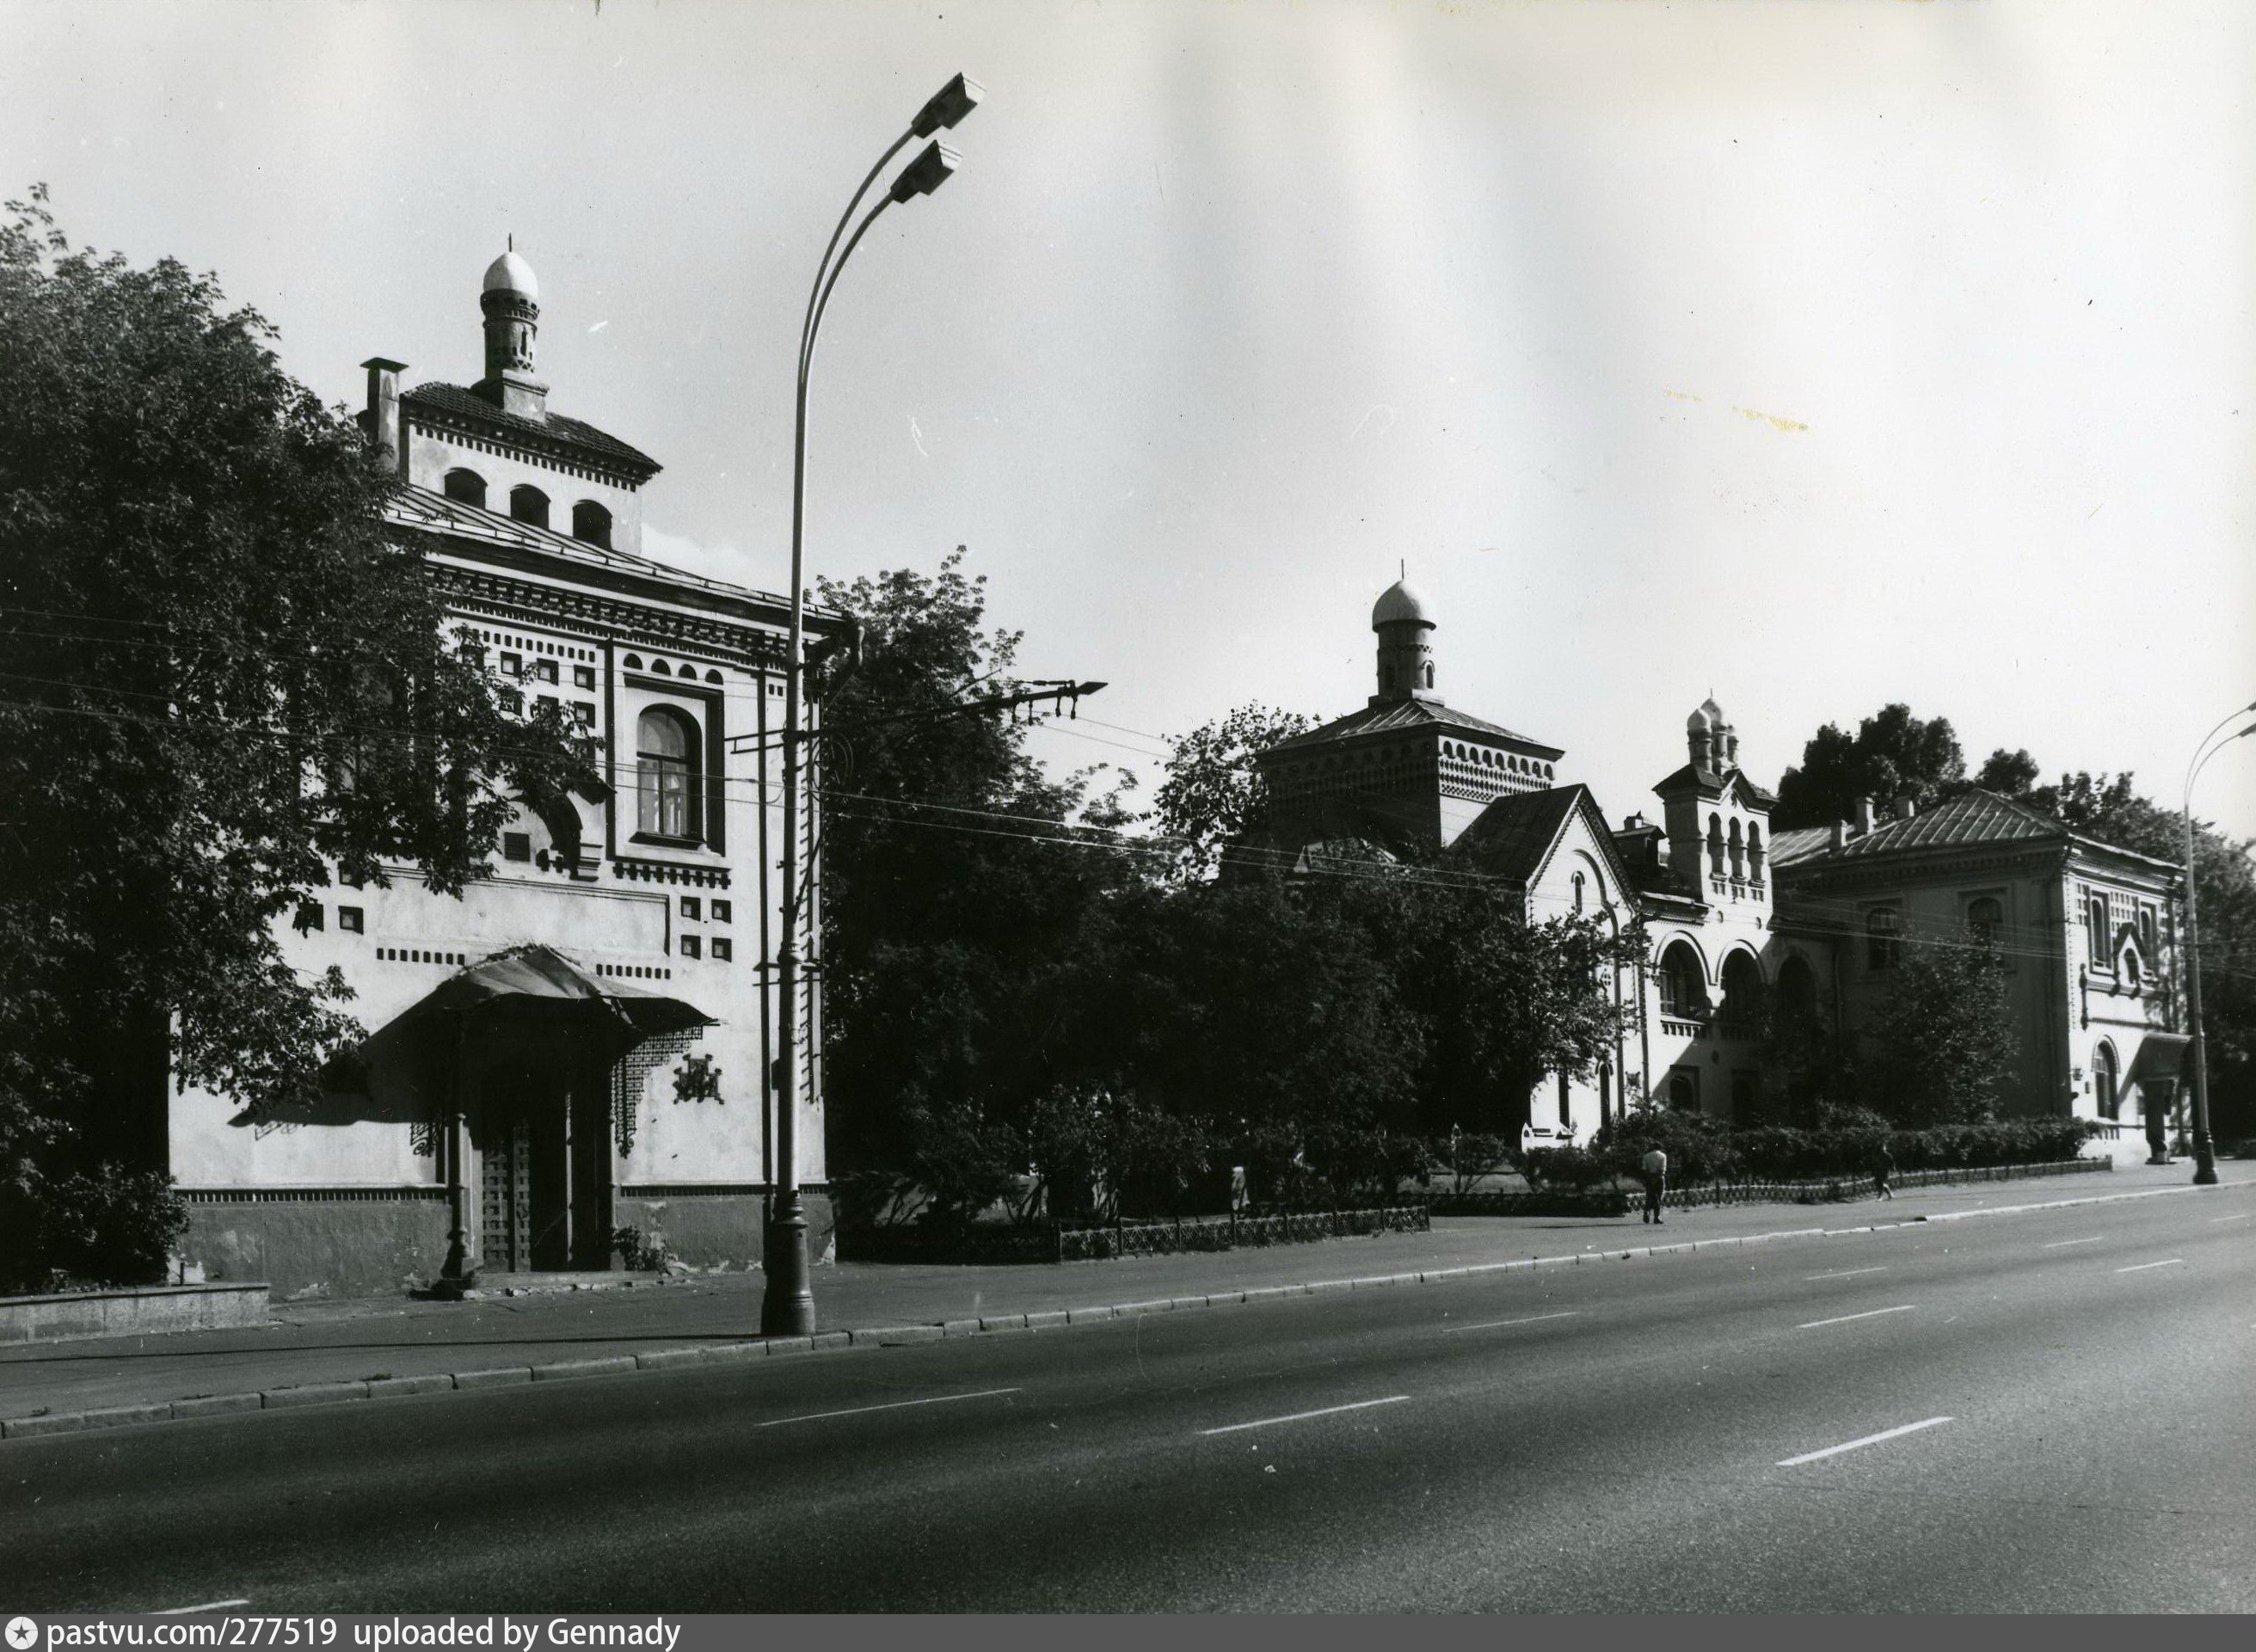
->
[1805,1267,1889,1280]
[2210,1213,2250,1224]
[757,1387,1023,1428]
[2115,1258,2185,1274]
[1201,1395,1411,1436]
[153,1601,251,1616]
[1443,1311,1580,1334]
[2044,1237,2104,1248]
[1777,1416,1953,1467]
[1798,1305,1916,1330]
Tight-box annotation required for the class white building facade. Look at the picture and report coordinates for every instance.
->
[173,251,835,1297]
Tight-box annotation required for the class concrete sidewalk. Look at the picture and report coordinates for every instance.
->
[4,1158,2249,1431]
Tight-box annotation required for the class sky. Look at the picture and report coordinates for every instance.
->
[4,0,2253,837]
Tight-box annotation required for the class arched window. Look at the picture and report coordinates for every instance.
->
[2094,1041,2120,1121]
[1967,895,2003,943]
[636,706,700,842]
[1866,906,1901,971]
[1719,951,1765,1032]
[509,485,550,529]
[1572,871,1586,912]
[2138,908,2158,956]
[1659,941,1706,1018]
[1775,955,1819,1028]
[443,469,487,507]
[2121,947,2142,989]
[1422,662,1434,689]
[1727,818,1746,881]
[572,501,613,548]
[1747,822,1765,883]
[1707,815,1726,877]
[2086,896,2109,965]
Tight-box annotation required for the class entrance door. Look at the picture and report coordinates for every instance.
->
[477,1071,573,1271]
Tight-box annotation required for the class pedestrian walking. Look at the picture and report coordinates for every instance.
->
[1872,1139,1896,1201]
[1639,1145,1668,1225]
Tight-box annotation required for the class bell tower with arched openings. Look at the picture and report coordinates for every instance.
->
[476,241,548,420]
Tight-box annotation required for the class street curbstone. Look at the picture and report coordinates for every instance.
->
[1118,1299,1173,1316]
[3,1410,87,1438]
[980,1313,1030,1331]
[810,1331,852,1352]
[81,1403,173,1430]
[856,1324,943,1347]
[630,1348,707,1373]
[1066,1305,1116,1323]
[170,1392,262,1420]
[701,1341,768,1364]
[530,1355,638,1382]
[1196,1292,1241,1307]
[941,1318,984,1337]
[1023,1310,1068,1330]
[1308,1278,1351,1293]
[262,1380,368,1409]
[366,1374,456,1399]
[762,1336,815,1356]
[452,1366,533,1390]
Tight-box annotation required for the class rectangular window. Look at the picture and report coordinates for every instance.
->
[572,702,595,727]
[503,832,532,863]
[500,652,523,679]
[710,937,732,962]
[710,899,731,924]
[537,695,558,717]
[535,659,558,685]
[573,664,596,691]
[679,935,702,960]
[294,901,324,934]
[681,896,701,921]
[500,689,523,715]
[338,906,364,934]
[1866,906,1901,971]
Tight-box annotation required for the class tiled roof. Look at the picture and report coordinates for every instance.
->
[1454,785,1589,884]
[1651,762,1779,808]
[384,486,818,618]
[403,383,662,480]
[1264,697,1563,758]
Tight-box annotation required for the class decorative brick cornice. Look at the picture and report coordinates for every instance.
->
[610,856,732,890]
[427,562,789,669]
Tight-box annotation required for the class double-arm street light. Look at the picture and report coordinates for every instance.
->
[2179,698,2256,1188]
[764,74,982,1337]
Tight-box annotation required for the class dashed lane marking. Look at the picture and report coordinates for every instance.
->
[1798,1305,1916,1330]
[2044,1237,2104,1248]
[1443,1311,1580,1335]
[1805,1267,1889,1280]
[153,1602,251,1616]
[757,1388,1023,1428]
[2114,1258,2185,1274]
[1201,1396,1410,1436]
[2211,1213,2250,1224]
[1776,1416,1953,1468]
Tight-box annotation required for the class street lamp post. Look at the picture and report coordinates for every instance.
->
[2179,700,2256,1188]
[763,75,981,1337]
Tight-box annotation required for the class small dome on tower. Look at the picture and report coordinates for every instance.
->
[1686,704,1713,733]
[1372,578,1432,629]
[483,248,539,301]
[1696,697,1725,727]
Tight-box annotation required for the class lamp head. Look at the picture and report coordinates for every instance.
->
[912,73,984,137]
[888,139,962,203]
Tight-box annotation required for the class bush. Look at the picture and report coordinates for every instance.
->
[1522,1144,1614,1193]
[1595,1108,1743,1185]
[3,1164,189,1292]
[1593,1115,2098,1188]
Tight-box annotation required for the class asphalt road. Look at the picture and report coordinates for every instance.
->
[5,1185,2250,1612]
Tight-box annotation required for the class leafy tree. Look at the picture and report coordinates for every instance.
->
[813,550,1146,1200]
[1860,932,2016,1126]
[1973,746,2042,795]
[0,188,593,1285]
[1773,703,1967,828]
[1153,703,1312,880]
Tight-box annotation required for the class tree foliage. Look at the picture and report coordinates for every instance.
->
[1773,703,1967,827]
[1860,932,2017,1126]
[0,188,593,1283]
[1152,703,1312,879]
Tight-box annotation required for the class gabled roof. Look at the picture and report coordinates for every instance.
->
[1768,788,2179,874]
[1651,762,1778,808]
[403,382,662,482]
[1263,697,1563,758]
[1454,783,1636,898]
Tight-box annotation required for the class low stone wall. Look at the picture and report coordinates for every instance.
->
[183,1191,451,1301]
[0,1282,271,1345]
[840,1205,1431,1266]
[613,1188,835,1270]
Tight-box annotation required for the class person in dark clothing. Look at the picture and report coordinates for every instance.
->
[1872,1140,1896,1201]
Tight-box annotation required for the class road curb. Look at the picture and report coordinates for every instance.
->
[4,1176,2243,1446]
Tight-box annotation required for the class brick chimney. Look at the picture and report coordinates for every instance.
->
[1829,820,1847,849]
[1853,796,1876,837]
[362,357,408,477]
[1892,791,1919,821]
